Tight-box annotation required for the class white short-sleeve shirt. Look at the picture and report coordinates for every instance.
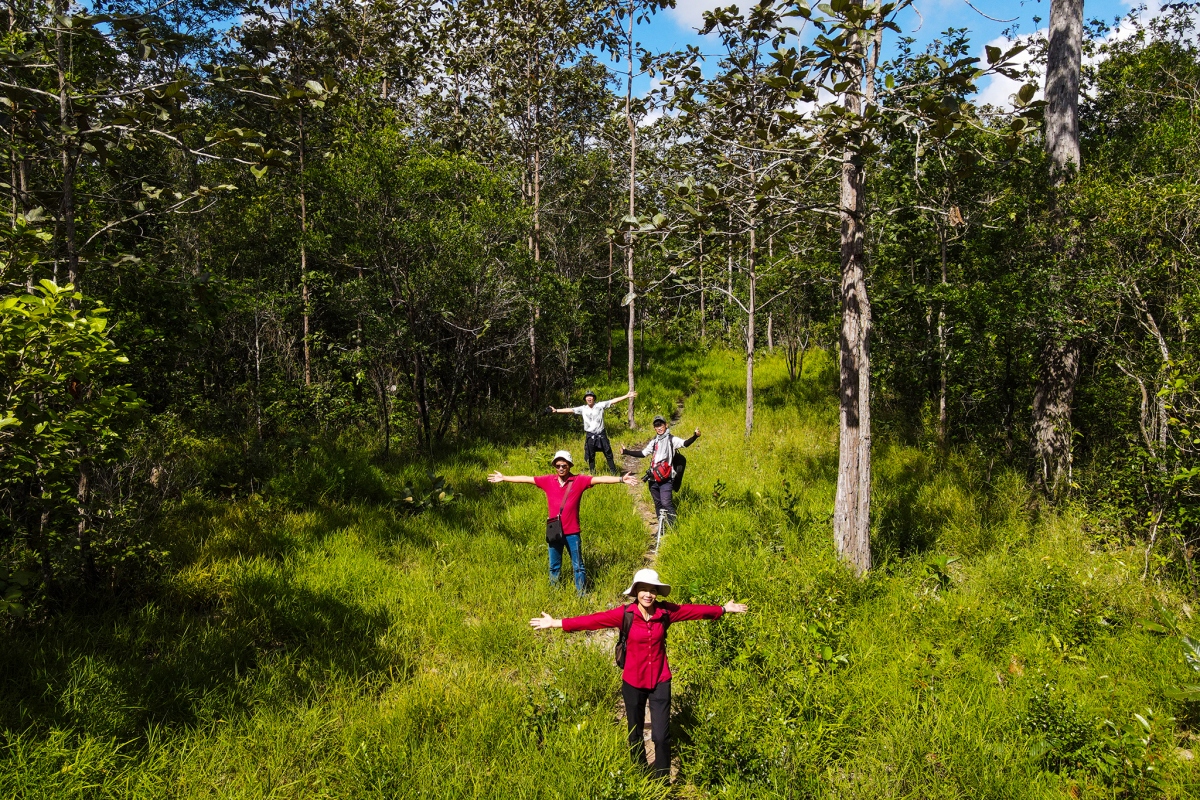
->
[573,400,612,434]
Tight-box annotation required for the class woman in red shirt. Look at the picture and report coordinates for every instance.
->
[530,568,748,779]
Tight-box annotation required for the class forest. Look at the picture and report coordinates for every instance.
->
[1,0,1199,796]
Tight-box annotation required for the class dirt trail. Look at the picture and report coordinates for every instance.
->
[614,396,687,779]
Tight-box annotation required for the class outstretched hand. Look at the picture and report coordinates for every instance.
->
[723,601,748,614]
[529,612,562,630]
[621,472,640,487]
[487,471,504,483]
[629,390,638,399]
[694,428,701,437]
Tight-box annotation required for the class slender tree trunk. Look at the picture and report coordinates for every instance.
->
[254,309,262,440]
[725,237,733,333]
[625,0,636,429]
[299,108,311,386]
[413,352,431,452]
[937,226,948,448]
[833,5,873,576]
[767,312,773,352]
[746,228,756,437]
[1032,0,1084,497]
[54,0,78,288]
[76,460,95,587]
[699,231,706,339]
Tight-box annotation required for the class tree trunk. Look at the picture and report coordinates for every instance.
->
[1045,0,1083,179]
[767,312,773,352]
[54,0,78,288]
[699,231,706,339]
[1032,339,1082,494]
[299,108,311,386]
[937,226,948,448]
[625,0,636,429]
[745,229,756,438]
[833,16,872,576]
[76,461,95,588]
[1032,0,1084,497]
[412,351,431,452]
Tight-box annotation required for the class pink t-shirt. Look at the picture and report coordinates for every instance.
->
[532,474,594,536]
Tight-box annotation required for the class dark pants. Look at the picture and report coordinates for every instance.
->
[649,479,675,525]
[584,431,617,474]
[622,679,671,779]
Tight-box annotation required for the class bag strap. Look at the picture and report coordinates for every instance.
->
[664,431,676,464]
[554,476,573,520]
[621,604,635,635]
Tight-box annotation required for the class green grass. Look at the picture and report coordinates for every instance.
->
[2,343,1198,798]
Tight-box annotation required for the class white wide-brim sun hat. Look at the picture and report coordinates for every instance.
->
[623,568,671,597]
[551,449,573,466]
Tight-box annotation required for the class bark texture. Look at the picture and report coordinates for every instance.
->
[833,26,872,576]
[1044,0,1083,177]
[1032,0,1084,496]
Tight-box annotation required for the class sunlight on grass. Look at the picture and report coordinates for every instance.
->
[1,344,1197,798]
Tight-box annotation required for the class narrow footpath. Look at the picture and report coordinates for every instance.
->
[615,396,687,779]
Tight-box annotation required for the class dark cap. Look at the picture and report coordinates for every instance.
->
[652,415,667,426]
[584,389,596,399]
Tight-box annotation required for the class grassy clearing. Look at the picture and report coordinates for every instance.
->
[2,344,1198,798]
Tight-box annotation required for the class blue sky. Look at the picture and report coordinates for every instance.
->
[618,0,1149,104]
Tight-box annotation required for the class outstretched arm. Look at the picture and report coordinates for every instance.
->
[593,473,641,487]
[683,428,701,447]
[606,390,638,405]
[529,612,563,630]
[547,406,576,414]
[487,471,537,484]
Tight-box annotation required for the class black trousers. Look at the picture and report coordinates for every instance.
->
[584,431,617,474]
[621,679,671,779]
[649,479,676,524]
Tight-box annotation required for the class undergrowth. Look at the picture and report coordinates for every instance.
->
[1,343,1197,798]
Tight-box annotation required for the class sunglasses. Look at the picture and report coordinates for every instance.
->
[554,462,571,469]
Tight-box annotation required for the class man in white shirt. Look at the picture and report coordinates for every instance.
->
[549,389,637,474]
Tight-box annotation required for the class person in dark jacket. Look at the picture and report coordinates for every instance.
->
[620,416,700,526]
[530,568,747,779]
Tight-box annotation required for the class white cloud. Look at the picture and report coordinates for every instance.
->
[973,0,1171,111]
[974,32,1042,110]
[668,0,721,33]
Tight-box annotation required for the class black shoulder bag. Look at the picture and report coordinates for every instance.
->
[545,478,572,546]
[615,604,671,667]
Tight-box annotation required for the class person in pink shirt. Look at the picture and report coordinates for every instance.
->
[488,450,638,594]
[530,568,748,779]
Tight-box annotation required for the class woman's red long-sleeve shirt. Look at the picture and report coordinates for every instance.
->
[561,601,724,689]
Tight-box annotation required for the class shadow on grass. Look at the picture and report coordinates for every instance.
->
[0,562,402,743]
